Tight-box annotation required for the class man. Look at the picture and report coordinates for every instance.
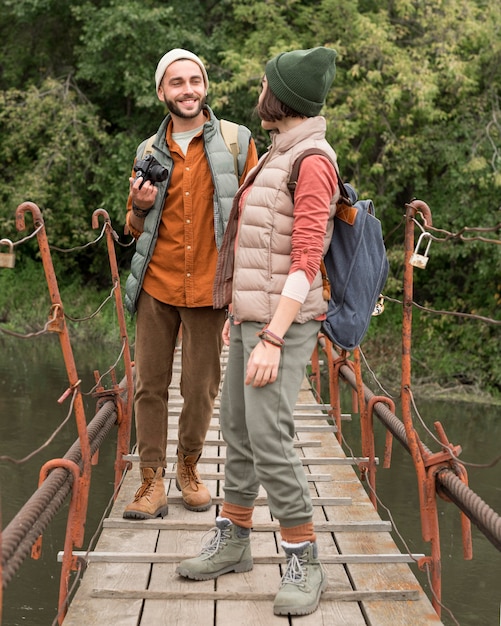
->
[123,48,258,519]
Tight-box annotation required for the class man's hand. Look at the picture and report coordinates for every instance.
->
[129,176,158,210]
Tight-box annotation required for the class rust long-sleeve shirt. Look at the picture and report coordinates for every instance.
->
[126,118,258,307]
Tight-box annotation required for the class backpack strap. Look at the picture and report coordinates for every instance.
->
[288,148,352,207]
[287,149,340,302]
[220,119,240,176]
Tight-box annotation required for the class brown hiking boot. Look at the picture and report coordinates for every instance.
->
[176,452,212,512]
[123,467,168,519]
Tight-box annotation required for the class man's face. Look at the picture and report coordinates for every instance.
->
[157,59,206,120]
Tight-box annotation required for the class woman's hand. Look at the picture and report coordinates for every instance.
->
[245,340,281,387]
[222,318,231,346]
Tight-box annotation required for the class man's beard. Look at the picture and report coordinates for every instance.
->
[163,94,206,119]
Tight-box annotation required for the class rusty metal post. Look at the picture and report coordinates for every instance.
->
[433,421,473,560]
[401,199,444,613]
[323,336,351,443]
[366,396,396,470]
[453,463,473,561]
[353,347,377,507]
[15,203,91,558]
[309,342,321,400]
[92,209,134,490]
[32,459,83,624]
[415,422,472,613]
[401,200,433,520]
[364,395,397,508]
[324,338,340,441]
[0,504,2,623]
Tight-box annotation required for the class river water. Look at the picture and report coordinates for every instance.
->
[0,337,499,625]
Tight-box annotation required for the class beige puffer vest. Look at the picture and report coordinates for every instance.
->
[230,117,339,324]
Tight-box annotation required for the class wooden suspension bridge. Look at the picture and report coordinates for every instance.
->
[61,346,442,626]
[2,201,500,625]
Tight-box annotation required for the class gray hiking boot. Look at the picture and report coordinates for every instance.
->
[176,517,253,580]
[273,541,327,616]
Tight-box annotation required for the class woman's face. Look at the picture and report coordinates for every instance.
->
[258,76,277,131]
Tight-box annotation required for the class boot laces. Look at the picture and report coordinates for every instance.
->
[199,525,231,557]
[133,476,154,502]
[282,552,307,585]
[180,462,201,489]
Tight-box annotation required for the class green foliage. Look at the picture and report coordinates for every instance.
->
[0,78,109,279]
[0,254,135,343]
[0,0,78,89]
[72,1,177,132]
[0,0,500,394]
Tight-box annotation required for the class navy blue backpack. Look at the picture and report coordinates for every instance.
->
[288,149,389,351]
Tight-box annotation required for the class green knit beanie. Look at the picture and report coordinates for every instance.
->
[265,47,337,117]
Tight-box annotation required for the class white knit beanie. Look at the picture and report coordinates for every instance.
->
[155,48,209,92]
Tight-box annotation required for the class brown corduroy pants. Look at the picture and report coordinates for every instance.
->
[133,290,226,469]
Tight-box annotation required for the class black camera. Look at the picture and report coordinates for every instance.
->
[133,154,169,188]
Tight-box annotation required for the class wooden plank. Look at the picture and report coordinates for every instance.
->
[164,438,323,448]
[301,457,379,465]
[164,456,376,465]
[294,424,337,432]
[165,409,350,420]
[144,471,334,482]
[66,551,424,565]
[164,400,335,410]
[142,504,216,625]
[92,588,420,602]
[102,518,392,532]
[157,495,352,506]
[124,453,370,465]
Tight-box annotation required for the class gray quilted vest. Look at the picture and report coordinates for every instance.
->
[124,106,252,316]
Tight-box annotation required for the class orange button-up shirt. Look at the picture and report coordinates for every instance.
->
[128,116,257,308]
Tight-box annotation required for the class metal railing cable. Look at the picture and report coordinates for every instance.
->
[1,385,127,586]
[320,338,501,552]
[436,469,501,552]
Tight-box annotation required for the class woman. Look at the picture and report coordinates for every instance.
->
[176,46,339,617]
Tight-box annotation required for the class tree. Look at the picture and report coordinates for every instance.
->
[0,78,109,278]
[0,0,499,390]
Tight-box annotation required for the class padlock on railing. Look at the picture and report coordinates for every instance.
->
[0,239,16,269]
[409,232,432,269]
[372,295,385,316]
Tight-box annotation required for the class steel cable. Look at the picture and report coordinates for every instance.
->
[1,397,120,587]
[437,470,501,551]
[329,343,501,553]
